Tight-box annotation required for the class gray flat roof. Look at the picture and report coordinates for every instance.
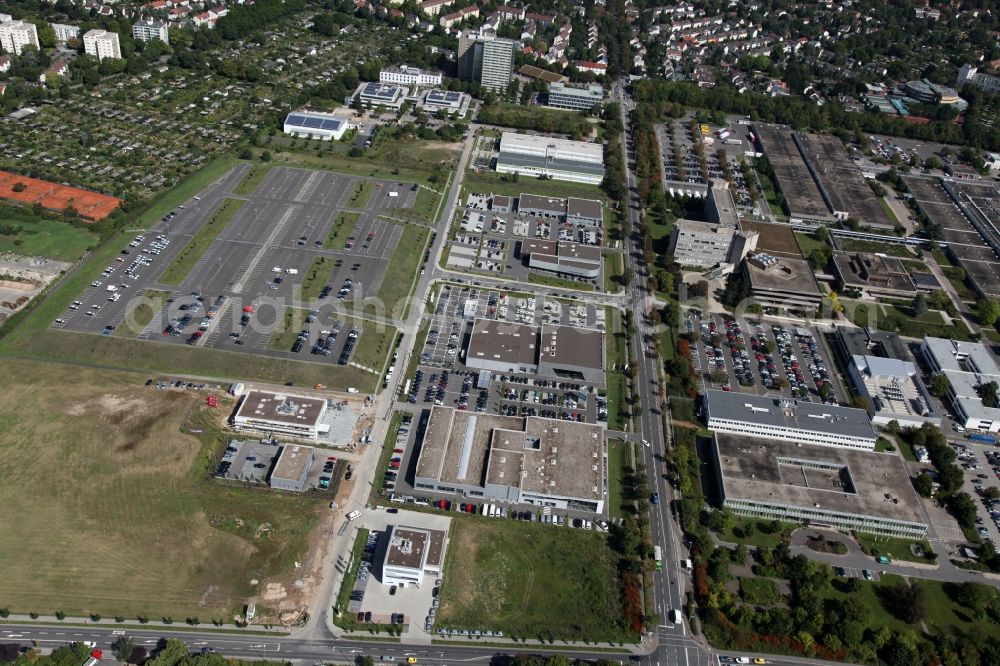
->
[466,318,538,366]
[498,152,606,177]
[539,323,603,371]
[272,444,314,481]
[519,193,566,214]
[385,526,429,570]
[714,433,926,525]
[235,390,326,426]
[832,251,915,293]
[566,197,603,220]
[706,389,877,440]
[746,254,822,297]
[835,328,911,361]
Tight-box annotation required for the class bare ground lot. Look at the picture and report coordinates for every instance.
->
[0,359,325,620]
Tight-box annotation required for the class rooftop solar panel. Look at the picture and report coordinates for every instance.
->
[287,114,307,126]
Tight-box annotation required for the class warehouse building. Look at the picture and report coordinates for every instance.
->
[709,433,928,538]
[546,82,604,111]
[537,323,604,383]
[464,318,538,374]
[496,132,605,185]
[269,444,316,492]
[283,109,349,141]
[376,525,447,588]
[414,406,607,513]
[704,389,878,450]
[920,336,1000,432]
[232,390,330,440]
[522,239,601,279]
[517,193,568,220]
[463,318,604,382]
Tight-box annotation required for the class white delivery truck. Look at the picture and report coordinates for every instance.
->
[285,268,299,275]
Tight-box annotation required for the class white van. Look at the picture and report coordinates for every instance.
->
[669,609,682,625]
[346,510,361,521]
[106,284,118,292]
[285,268,299,275]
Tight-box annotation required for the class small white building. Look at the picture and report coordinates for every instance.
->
[378,525,447,588]
[380,64,442,87]
[283,109,349,141]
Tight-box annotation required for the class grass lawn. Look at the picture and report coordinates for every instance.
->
[603,251,622,294]
[607,439,628,519]
[738,577,782,605]
[233,163,271,196]
[846,299,970,340]
[794,232,828,258]
[437,517,631,643]
[463,170,610,206]
[364,222,429,320]
[853,532,935,564]
[604,306,629,432]
[300,256,337,300]
[325,211,360,250]
[878,196,901,226]
[0,359,324,619]
[0,215,97,261]
[836,237,916,257]
[527,272,594,292]
[116,289,172,338]
[333,527,370,621]
[347,181,376,209]
[159,198,246,285]
[717,517,793,549]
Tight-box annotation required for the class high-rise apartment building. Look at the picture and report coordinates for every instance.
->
[0,20,40,56]
[132,18,169,44]
[83,29,121,61]
[457,30,515,91]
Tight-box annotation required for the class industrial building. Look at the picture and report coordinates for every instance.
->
[83,29,121,62]
[920,337,1000,432]
[522,239,601,279]
[0,20,39,56]
[232,390,330,440]
[420,89,472,117]
[546,82,604,111]
[376,525,447,588]
[379,65,442,87]
[131,18,169,44]
[743,253,823,312]
[414,406,607,513]
[709,433,928,538]
[353,82,408,110]
[269,444,316,492]
[832,252,917,298]
[847,355,939,428]
[283,109,349,141]
[496,132,605,185]
[463,318,605,383]
[704,389,878,450]
[457,30,516,91]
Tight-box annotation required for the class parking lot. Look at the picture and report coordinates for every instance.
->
[55,165,413,371]
[957,442,1000,545]
[690,312,846,405]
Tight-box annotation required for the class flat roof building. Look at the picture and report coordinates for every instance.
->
[233,390,330,441]
[132,18,169,44]
[537,322,604,383]
[83,29,121,62]
[848,355,939,429]
[0,20,40,56]
[377,525,447,587]
[920,337,1000,432]
[414,406,607,513]
[354,82,408,110]
[269,444,316,492]
[464,318,604,382]
[667,219,758,269]
[380,65,442,87]
[50,23,79,43]
[497,132,605,185]
[706,181,740,228]
[523,239,601,279]
[546,82,604,111]
[709,433,928,538]
[832,252,916,298]
[283,109,348,141]
[465,318,538,374]
[705,388,878,450]
[744,253,823,312]
[421,89,472,117]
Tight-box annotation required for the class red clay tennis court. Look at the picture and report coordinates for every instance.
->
[0,171,122,221]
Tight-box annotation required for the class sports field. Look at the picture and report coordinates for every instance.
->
[0,359,323,619]
[436,517,629,643]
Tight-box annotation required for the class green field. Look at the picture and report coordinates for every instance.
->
[853,532,934,564]
[300,256,337,300]
[463,170,610,205]
[607,439,628,518]
[794,232,828,258]
[116,289,172,338]
[347,181,376,209]
[233,163,270,196]
[325,211,360,250]
[159,198,246,285]
[333,527,370,624]
[437,517,630,643]
[527,273,594,292]
[366,222,429,320]
[836,237,916,257]
[738,577,782,606]
[0,214,97,261]
[0,359,323,618]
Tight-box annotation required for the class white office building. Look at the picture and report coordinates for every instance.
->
[667,219,758,268]
[377,525,447,588]
[132,18,169,44]
[546,82,604,111]
[50,23,80,43]
[496,131,605,185]
[83,29,121,61]
[704,389,878,450]
[379,65,443,87]
[283,109,349,141]
[0,20,40,56]
[232,390,330,441]
[957,64,1000,95]
[848,355,940,429]
[920,337,1000,432]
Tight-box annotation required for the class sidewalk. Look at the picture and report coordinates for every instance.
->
[0,614,287,634]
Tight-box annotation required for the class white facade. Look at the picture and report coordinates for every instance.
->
[379,65,443,87]
[496,132,605,185]
[957,64,1000,95]
[83,29,121,61]
[920,337,1000,432]
[0,20,40,56]
[283,110,349,141]
[51,23,80,43]
[232,391,329,441]
[132,18,169,44]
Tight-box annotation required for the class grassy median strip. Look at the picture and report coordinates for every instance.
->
[364,222,429,320]
[116,289,172,338]
[233,164,271,196]
[333,527,370,622]
[300,256,337,300]
[324,211,359,250]
[528,272,594,292]
[159,198,246,285]
[348,180,376,208]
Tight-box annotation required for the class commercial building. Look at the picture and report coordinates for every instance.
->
[920,337,1000,432]
[848,355,939,429]
[414,406,607,513]
[0,20,40,56]
[832,252,916,298]
[496,132,605,185]
[709,433,928,538]
[83,29,121,62]
[464,318,604,382]
[704,388,878,450]
[379,65,443,87]
[546,82,604,111]
[421,89,472,117]
[232,390,330,441]
[514,193,603,227]
[566,197,604,227]
[377,525,447,587]
[353,81,408,110]
[50,23,79,43]
[667,219,758,269]
[522,239,601,279]
[269,444,316,492]
[743,253,823,312]
[457,30,516,90]
[132,18,169,44]
[283,109,349,141]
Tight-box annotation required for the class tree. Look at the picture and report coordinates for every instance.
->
[239,148,253,159]
[912,293,928,316]
[977,300,1000,326]
[929,373,951,398]
[113,637,136,663]
[980,381,999,409]
[149,639,188,666]
[12,182,26,192]
[881,583,925,624]
[260,151,272,162]
[949,492,978,528]
[913,472,934,497]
